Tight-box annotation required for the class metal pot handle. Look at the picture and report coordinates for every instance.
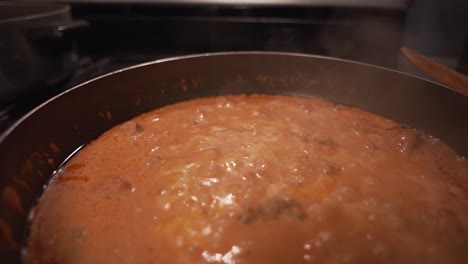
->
[28,20,89,40]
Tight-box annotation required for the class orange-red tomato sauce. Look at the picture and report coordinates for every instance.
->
[26,95,468,264]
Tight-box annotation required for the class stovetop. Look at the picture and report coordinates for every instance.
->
[1,1,466,135]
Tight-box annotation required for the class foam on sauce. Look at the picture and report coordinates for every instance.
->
[26,95,468,263]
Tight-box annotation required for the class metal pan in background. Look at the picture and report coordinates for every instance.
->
[0,52,467,263]
[0,2,88,105]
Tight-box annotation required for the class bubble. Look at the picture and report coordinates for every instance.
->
[300,104,312,113]
[176,236,184,247]
[318,231,334,242]
[196,111,206,123]
[362,197,379,208]
[216,97,233,108]
[202,226,212,236]
[304,254,315,262]
[366,176,377,185]
[335,186,361,202]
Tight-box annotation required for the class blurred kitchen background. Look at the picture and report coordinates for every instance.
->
[0,0,467,131]
[66,0,468,75]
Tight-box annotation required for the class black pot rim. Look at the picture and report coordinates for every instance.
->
[0,51,458,145]
[0,2,69,24]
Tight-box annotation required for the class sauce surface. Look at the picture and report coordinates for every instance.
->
[26,95,468,264]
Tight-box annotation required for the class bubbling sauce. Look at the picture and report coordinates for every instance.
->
[26,95,468,263]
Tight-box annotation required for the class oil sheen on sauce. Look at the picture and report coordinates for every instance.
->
[26,95,468,264]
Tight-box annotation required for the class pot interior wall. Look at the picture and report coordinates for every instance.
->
[0,53,467,262]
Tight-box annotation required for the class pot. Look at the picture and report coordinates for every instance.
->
[0,52,467,262]
[0,3,88,105]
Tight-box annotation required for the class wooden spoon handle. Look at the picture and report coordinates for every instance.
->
[401,47,468,96]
